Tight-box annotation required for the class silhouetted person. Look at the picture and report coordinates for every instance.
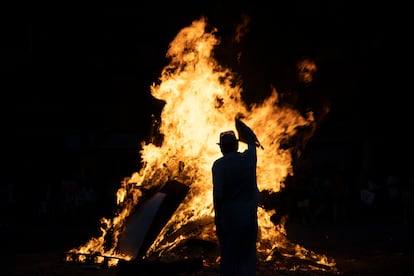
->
[212,117,260,276]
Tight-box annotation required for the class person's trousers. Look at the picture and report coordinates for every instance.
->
[218,222,257,276]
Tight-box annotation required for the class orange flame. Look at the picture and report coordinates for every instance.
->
[68,16,336,272]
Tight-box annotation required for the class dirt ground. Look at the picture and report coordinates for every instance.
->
[3,214,413,276]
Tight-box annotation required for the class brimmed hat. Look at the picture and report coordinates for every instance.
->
[217,130,238,145]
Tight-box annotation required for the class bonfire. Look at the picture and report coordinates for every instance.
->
[65,16,337,274]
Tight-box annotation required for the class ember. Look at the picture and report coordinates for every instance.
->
[64,16,337,274]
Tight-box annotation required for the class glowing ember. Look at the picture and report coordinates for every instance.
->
[67,16,336,272]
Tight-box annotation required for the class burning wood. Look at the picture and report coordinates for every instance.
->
[64,16,337,274]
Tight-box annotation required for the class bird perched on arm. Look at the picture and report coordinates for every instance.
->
[235,114,264,149]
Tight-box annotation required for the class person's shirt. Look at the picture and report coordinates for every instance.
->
[212,143,259,232]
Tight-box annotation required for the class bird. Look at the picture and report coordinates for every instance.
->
[235,114,264,149]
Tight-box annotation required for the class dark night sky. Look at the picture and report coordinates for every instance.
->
[3,2,412,198]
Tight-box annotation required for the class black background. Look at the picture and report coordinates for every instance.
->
[2,2,411,219]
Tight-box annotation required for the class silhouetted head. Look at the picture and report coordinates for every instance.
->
[217,130,238,154]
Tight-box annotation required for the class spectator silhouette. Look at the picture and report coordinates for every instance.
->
[212,117,260,275]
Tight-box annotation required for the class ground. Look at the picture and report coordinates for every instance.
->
[3,211,413,276]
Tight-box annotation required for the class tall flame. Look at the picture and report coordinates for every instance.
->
[67,16,336,272]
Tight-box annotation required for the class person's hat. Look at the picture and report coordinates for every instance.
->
[217,130,238,145]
